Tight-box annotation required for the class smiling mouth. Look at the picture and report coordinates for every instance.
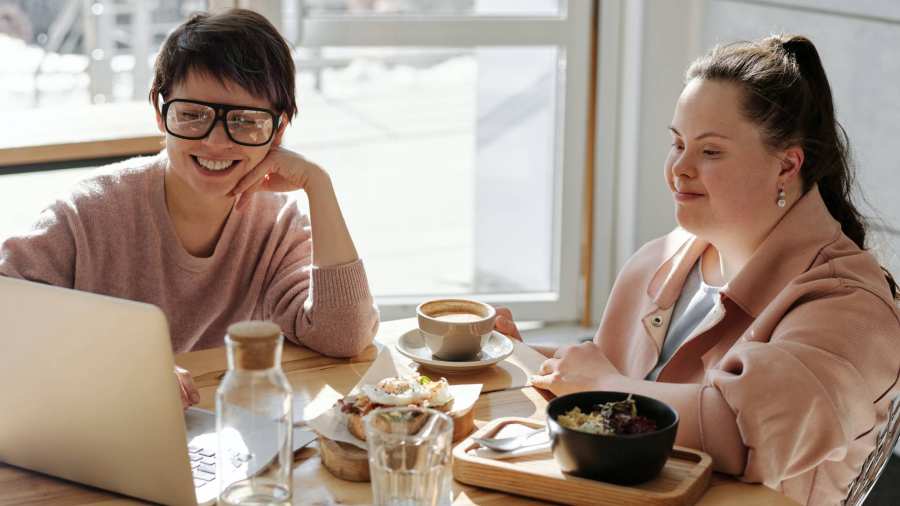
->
[192,155,239,172]
[673,190,705,203]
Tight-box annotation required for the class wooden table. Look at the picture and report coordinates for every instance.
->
[0,318,800,505]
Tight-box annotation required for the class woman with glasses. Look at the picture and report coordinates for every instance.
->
[0,9,379,408]
[500,35,900,505]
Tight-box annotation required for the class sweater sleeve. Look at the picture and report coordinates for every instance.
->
[704,287,900,487]
[0,201,79,287]
[260,211,379,358]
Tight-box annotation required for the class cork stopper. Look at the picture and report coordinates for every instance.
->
[226,321,283,370]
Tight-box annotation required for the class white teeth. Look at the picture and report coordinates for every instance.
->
[195,157,236,171]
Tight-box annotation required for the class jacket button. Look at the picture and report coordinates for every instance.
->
[651,316,663,327]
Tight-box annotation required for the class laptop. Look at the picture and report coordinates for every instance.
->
[0,276,316,505]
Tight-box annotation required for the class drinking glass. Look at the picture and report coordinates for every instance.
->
[365,407,454,506]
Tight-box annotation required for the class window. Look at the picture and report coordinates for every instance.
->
[290,1,593,320]
[0,0,594,322]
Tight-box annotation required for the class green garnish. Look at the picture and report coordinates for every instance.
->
[418,375,432,385]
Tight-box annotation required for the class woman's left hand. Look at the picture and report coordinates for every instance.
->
[530,342,623,396]
[229,146,324,211]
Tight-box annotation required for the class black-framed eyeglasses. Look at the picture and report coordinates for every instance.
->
[161,99,280,147]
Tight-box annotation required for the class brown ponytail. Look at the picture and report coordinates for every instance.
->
[687,35,898,299]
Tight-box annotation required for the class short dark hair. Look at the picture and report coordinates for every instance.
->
[149,8,297,120]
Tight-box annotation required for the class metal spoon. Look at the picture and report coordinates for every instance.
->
[472,426,546,452]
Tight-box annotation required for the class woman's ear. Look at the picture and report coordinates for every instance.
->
[154,101,166,134]
[780,145,804,182]
[272,114,289,147]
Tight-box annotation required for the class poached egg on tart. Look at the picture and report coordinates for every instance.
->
[339,374,454,441]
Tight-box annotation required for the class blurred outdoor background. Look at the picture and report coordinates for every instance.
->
[0,0,897,326]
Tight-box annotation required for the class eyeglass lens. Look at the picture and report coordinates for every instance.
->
[165,101,275,145]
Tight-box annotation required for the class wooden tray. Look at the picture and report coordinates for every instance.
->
[453,417,712,505]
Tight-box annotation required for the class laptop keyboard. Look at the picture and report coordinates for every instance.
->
[188,445,216,488]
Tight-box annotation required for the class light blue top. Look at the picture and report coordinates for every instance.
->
[645,261,721,381]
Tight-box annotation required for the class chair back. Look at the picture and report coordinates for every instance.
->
[843,395,900,506]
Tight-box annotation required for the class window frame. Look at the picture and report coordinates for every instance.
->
[294,2,594,322]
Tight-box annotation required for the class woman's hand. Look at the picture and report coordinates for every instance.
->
[175,365,200,410]
[230,145,359,266]
[530,342,622,396]
[493,306,522,341]
[229,146,325,211]
[492,307,559,357]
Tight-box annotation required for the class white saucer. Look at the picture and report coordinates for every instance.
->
[396,329,514,373]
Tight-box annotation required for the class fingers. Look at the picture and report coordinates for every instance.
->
[494,306,513,320]
[494,315,521,341]
[493,306,523,341]
[538,357,559,375]
[183,374,200,406]
[257,171,301,193]
[554,344,575,359]
[229,160,271,198]
[174,366,200,409]
[529,373,554,391]
[234,176,269,212]
[177,380,190,410]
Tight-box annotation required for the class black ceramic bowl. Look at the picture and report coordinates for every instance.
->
[546,391,679,485]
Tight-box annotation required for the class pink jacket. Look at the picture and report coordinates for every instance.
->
[594,186,900,505]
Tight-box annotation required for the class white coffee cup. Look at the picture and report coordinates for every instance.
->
[416,299,496,361]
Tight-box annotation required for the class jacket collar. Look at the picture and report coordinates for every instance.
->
[646,232,708,309]
[646,185,841,317]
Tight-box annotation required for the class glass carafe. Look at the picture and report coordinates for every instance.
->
[216,321,293,505]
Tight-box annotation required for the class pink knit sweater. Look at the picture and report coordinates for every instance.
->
[0,156,379,356]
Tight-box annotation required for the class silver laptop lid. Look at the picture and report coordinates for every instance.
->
[0,276,197,505]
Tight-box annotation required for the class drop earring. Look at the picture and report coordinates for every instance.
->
[776,186,786,208]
